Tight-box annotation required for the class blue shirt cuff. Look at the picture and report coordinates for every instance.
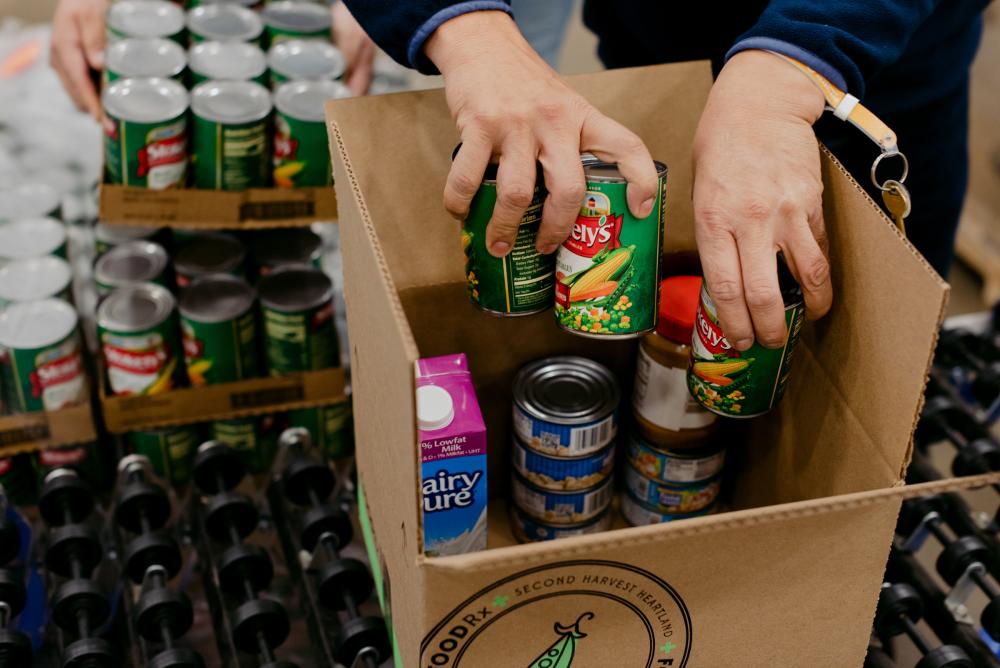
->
[726,37,850,93]
[408,1,513,74]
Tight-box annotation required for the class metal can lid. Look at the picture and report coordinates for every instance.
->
[274,79,350,122]
[189,41,266,81]
[510,501,611,532]
[103,77,189,124]
[0,298,78,350]
[583,158,668,183]
[0,218,66,260]
[187,4,264,42]
[108,0,185,39]
[261,1,332,31]
[512,467,614,498]
[105,38,186,79]
[513,356,620,425]
[0,256,72,303]
[249,228,322,269]
[97,282,176,333]
[179,274,255,324]
[191,79,272,124]
[174,233,246,277]
[258,264,332,312]
[94,241,169,287]
[267,39,345,81]
[94,223,159,245]
[0,183,62,221]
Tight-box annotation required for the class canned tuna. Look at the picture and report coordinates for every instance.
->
[258,265,337,374]
[0,218,67,261]
[267,39,345,88]
[0,256,73,308]
[187,4,264,43]
[273,80,349,188]
[622,461,720,514]
[510,503,612,543]
[248,228,323,275]
[102,77,189,189]
[0,299,86,413]
[129,425,200,485]
[211,414,279,473]
[179,275,258,385]
[105,38,186,83]
[512,356,619,457]
[191,80,272,190]
[287,400,353,460]
[97,283,183,396]
[620,490,716,527]
[260,1,332,45]
[625,433,725,485]
[107,0,186,42]
[173,233,246,287]
[0,183,62,221]
[511,470,614,525]
[188,41,267,85]
[511,437,615,492]
[94,223,161,258]
[94,240,170,296]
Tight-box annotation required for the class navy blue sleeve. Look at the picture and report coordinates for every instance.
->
[727,0,942,97]
[340,0,512,74]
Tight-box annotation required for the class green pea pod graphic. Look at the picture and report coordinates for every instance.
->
[528,613,594,668]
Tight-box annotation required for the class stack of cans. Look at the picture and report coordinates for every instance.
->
[509,356,619,543]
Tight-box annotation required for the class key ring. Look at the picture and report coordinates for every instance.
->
[871,150,909,192]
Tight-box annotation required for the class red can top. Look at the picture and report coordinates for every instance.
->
[656,275,703,344]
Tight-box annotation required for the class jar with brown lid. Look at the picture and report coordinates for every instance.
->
[632,276,717,449]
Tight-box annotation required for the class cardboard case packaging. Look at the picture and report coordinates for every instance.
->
[327,62,995,667]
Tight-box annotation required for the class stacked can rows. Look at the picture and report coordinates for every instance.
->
[509,356,619,543]
[102,0,351,191]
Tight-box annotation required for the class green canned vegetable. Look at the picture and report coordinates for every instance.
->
[97,283,184,396]
[173,232,246,287]
[191,80,272,191]
[186,4,263,43]
[555,159,666,338]
[129,425,200,485]
[102,77,189,190]
[94,223,162,258]
[179,275,258,386]
[105,37,186,83]
[688,260,805,418]
[258,265,337,374]
[260,1,332,46]
[0,218,67,262]
[211,414,279,474]
[188,41,267,86]
[462,161,552,316]
[288,399,353,460]
[106,0,186,43]
[94,240,170,296]
[0,456,37,507]
[248,228,323,275]
[0,299,86,413]
[273,80,350,188]
[267,39,345,89]
[0,256,73,309]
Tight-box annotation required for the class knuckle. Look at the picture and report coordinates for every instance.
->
[694,205,728,231]
[499,186,534,210]
[449,171,480,198]
[550,181,586,208]
[709,279,743,305]
[776,198,800,220]
[744,283,782,311]
[537,101,567,123]
[801,254,831,290]
[620,133,646,156]
[743,199,773,223]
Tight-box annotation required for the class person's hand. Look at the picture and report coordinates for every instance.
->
[51,0,107,119]
[692,50,830,351]
[331,0,375,95]
[425,11,658,257]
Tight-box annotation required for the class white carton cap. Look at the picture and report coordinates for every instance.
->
[417,385,454,431]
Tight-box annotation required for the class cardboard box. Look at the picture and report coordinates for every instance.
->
[327,62,997,667]
[0,402,97,457]
[100,367,345,433]
[99,185,338,230]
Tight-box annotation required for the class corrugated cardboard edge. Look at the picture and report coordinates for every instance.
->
[0,401,98,457]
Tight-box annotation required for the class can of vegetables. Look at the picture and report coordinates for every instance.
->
[687,258,805,417]
[555,159,667,338]
[179,275,258,386]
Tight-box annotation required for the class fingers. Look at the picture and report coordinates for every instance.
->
[781,211,832,321]
[77,9,105,70]
[345,42,375,96]
[486,133,537,257]
[581,110,658,219]
[695,220,756,352]
[52,38,100,118]
[734,229,787,348]
[443,136,491,220]
[536,142,585,254]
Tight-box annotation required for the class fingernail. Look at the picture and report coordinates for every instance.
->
[538,243,558,254]
[640,196,655,217]
[490,241,511,257]
[734,338,753,351]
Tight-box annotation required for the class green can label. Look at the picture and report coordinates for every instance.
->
[103,113,187,189]
[0,333,85,413]
[688,284,805,417]
[263,302,337,374]
[462,182,553,315]
[129,426,199,485]
[273,112,330,187]
[100,320,182,396]
[181,311,258,386]
[289,400,353,460]
[555,169,665,337]
[211,415,279,474]
[192,116,270,190]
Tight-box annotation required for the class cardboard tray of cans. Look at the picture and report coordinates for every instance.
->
[98,184,338,230]
[329,62,1000,667]
[0,403,97,457]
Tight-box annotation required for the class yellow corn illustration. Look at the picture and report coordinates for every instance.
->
[692,359,750,377]
[569,247,631,300]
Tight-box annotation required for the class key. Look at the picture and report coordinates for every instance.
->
[881,179,911,235]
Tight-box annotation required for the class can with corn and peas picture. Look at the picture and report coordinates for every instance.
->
[179,275,259,386]
[555,158,667,338]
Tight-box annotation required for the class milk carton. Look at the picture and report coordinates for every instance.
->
[416,353,487,556]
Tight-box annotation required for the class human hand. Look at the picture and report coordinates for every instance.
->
[51,0,107,119]
[692,50,830,351]
[425,11,658,257]
[331,0,375,95]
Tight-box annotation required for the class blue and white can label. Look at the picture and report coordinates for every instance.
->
[512,403,616,457]
[621,490,717,526]
[625,434,725,485]
[623,461,720,514]
[510,503,613,543]
[512,437,615,491]
[511,471,614,525]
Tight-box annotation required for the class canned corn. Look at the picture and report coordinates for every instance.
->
[173,233,246,287]
[248,228,323,275]
[0,218,67,261]
[211,414,279,473]
[0,183,62,221]
[179,275,258,385]
[510,503,612,543]
[188,41,267,85]
[511,470,614,525]
[622,460,720,514]
[97,283,183,396]
[107,0,186,42]
[94,240,170,296]
[511,437,615,492]
[190,80,272,191]
[273,80,349,188]
[105,37,186,83]
[267,39,345,88]
[0,256,73,308]
[625,432,725,485]
[620,489,716,526]
[94,223,162,258]
[187,4,264,43]
[260,1,332,45]
[512,356,619,457]
[129,425,200,485]
[258,265,337,374]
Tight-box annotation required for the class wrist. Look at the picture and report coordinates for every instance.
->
[425,10,522,75]
[725,50,826,124]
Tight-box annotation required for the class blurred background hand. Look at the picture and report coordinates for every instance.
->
[331,0,375,95]
[50,0,107,119]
